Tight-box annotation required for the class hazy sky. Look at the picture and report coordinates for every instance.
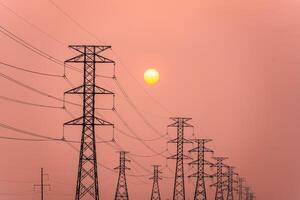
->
[0,0,299,199]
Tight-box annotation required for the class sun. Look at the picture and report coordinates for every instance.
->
[144,68,160,84]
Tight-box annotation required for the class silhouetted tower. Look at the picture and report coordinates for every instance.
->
[249,193,255,200]
[224,166,238,200]
[114,151,130,200]
[64,45,115,200]
[34,168,51,200]
[236,178,245,200]
[167,117,193,200]
[150,165,162,200]
[188,139,213,200]
[244,187,250,200]
[210,157,228,200]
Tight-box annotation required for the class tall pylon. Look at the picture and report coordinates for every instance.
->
[64,45,115,200]
[210,157,228,200]
[188,139,213,200]
[150,165,162,200]
[114,151,130,200]
[167,117,193,200]
[223,166,238,200]
[236,177,245,200]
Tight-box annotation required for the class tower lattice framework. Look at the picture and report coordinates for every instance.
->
[210,157,228,200]
[224,166,238,200]
[244,187,250,200]
[236,177,245,200]
[150,165,162,200]
[114,151,130,200]
[167,117,193,200]
[64,45,115,200]
[188,139,213,200]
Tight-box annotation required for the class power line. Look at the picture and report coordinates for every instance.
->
[0,71,82,107]
[0,25,82,73]
[0,95,63,109]
[113,79,167,138]
[0,0,67,47]
[47,0,105,44]
[0,61,63,77]
[0,121,109,144]
[113,109,169,159]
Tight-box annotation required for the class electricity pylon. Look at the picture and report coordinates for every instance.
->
[244,187,250,200]
[64,45,115,200]
[150,165,162,200]
[210,157,228,200]
[34,168,51,200]
[188,139,213,200]
[114,151,130,200]
[223,166,238,200]
[235,177,245,200]
[167,117,193,200]
[249,193,255,200]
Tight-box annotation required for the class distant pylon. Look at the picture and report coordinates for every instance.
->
[236,177,245,200]
[150,165,162,200]
[114,151,130,200]
[64,45,115,200]
[188,139,213,200]
[249,193,255,200]
[210,157,228,200]
[167,117,193,200]
[244,187,250,200]
[223,166,238,200]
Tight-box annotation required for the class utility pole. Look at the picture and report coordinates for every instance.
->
[188,139,213,200]
[114,151,130,200]
[34,168,50,200]
[64,45,115,200]
[167,117,193,200]
[236,177,245,200]
[210,157,228,200]
[150,165,162,200]
[223,166,238,200]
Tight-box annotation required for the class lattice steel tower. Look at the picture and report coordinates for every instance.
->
[114,151,130,200]
[150,165,162,200]
[236,177,245,200]
[224,166,238,200]
[167,117,193,200]
[64,45,115,200]
[188,139,213,200]
[249,193,255,200]
[244,187,250,200]
[210,157,228,200]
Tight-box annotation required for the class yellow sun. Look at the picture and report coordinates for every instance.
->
[144,68,160,84]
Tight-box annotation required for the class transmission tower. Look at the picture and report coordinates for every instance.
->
[223,166,238,200]
[236,177,245,200]
[34,168,51,200]
[64,45,115,200]
[244,187,250,200]
[114,151,130,200]
[150,165,162,200]
[188,139,213,200]
[167,117,193,200]
[210,157,228,200]
[249,193,255,200]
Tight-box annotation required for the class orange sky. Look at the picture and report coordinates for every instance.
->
[0,0,299,199]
